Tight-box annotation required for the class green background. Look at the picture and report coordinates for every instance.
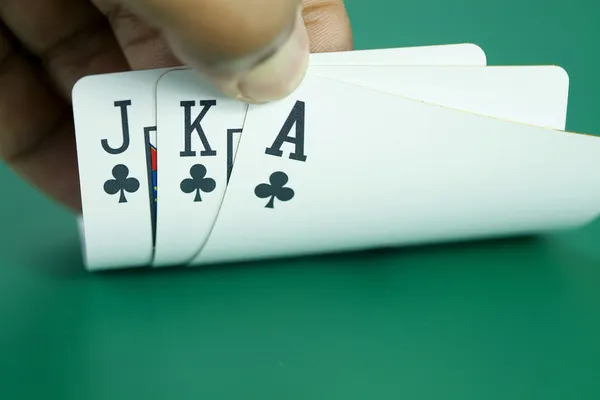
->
[1,0,599,398]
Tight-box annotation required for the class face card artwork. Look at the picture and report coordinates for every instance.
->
[190,75,600,266]
[72,69,169,270]
[152,69,247,268]
[144,126,158,242]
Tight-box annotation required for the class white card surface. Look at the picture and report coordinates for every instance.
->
[310,43,486,66]
[220,65,569,229]
[195,65,569,266]
[72,44,584,271]
[72,70,167,270]
[152,70,247,267]
[190,75,600,266]
[309,65,569,129]
[148,44,488,268]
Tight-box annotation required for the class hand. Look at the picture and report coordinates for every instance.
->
[0,0,352,211]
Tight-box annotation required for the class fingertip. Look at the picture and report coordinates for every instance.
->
[127,0,308,103]
[210,10,310,103]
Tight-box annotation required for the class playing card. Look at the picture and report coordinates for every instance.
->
[148,44,488,268]
[310,43,486,66]
[151,70,247,267]
[218,64,569,246]
[184,64,568,266]
[190,75,600,266]
[72,69,170,270]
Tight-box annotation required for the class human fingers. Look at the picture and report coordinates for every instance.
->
[0,0,129,210]
[302,0,352,53]
[117,0,309,103]
[94,0,353,97]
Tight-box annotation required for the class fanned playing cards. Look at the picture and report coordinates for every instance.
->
[71,43,600,271]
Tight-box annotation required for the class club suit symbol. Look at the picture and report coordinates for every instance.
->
[103,164,140,203]
[180,164,216,202]
[255,171,295,209]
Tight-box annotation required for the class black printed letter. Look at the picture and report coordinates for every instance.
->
[180,100,217,157]
[265,101,307,162]
[101,100,131,155]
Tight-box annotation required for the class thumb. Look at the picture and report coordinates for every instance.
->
[119,0,309,103]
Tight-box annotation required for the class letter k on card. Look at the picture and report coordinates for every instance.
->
[152,70,247,267]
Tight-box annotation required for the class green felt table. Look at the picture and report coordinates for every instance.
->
[1,0,600,398]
